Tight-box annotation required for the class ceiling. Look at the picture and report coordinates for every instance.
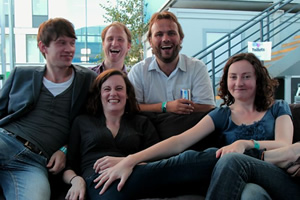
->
[160,0,299,12]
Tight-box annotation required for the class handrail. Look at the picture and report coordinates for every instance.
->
[192,0,292,58]
[192,0,300,97]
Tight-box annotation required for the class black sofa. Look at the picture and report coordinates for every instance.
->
[1,104,300,200]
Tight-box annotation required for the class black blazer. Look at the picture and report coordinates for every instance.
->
[0,65,97,126]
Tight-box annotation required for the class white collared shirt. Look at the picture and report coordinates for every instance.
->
[128,54,215,106]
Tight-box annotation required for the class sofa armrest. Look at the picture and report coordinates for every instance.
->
[289,104,300,143]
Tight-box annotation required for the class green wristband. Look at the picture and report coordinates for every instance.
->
[60,146,67,154]
[162,101,167,113]
[252,139,260,149]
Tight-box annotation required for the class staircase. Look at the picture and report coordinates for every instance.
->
[265,35,300,77]
[192,0,300,97]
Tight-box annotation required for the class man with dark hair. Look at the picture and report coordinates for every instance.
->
[0,18,97,200]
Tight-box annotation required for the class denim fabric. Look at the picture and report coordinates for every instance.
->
[206,153,300,200]
[241,183,271,200]
[86,148,219,200]
[0,128,50,200]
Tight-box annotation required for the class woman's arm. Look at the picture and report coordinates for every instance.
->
[264,142,300,171]
[216,114,294,158]
[94,115,216,194]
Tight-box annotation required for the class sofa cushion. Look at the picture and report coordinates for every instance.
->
[140,111,223,151]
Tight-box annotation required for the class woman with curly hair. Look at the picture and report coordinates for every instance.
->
[94,53,294,199]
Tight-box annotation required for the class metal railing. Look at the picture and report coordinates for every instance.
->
[192,0,300,95]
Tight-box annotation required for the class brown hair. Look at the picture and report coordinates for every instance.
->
[147,11,184,42]
[37,18,77,57]
[86,69,139,115]
[101,21,132,44]
[218,52,279,111]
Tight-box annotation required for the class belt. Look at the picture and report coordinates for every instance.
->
[1,128,44,156]
[15,135,44,156]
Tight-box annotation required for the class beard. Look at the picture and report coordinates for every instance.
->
[152,43,181,63]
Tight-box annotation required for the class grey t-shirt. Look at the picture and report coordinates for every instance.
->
[4,84,72,159]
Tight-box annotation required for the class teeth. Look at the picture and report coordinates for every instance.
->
[161,46,172,49]
[109,99,119,103]
[110,49,120,53]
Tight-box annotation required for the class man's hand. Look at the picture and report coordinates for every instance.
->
[93,156,124,173]
[65,176,86,200]
[167,99,194,114]
[47,150,66,174]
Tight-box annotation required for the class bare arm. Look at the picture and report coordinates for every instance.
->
[216,114,294,158]
[139,99,215,114]
[63,169,86,200]
[263,142,300,170]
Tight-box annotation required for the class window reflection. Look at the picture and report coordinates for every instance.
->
[1,0,107,73]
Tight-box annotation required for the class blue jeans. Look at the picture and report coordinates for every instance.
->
[206,153,300,200]
[86,148,219,200]
[241,183,271,200]
[0,128,50,200]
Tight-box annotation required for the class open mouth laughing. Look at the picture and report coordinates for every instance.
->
[110,49,120,54]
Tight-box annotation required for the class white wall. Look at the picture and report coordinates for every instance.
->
[144,7,299,70]
[170,8,260,56]
[14,0,32,28]
[144,8,260,58]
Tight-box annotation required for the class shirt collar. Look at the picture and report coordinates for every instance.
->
[148,54,186,72]
[92,61,127,74]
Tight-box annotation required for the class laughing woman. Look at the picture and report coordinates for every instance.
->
[62,69,160,200]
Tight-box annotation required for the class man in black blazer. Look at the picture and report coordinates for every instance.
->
[0,18,97,200]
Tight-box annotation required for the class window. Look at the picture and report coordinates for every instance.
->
[4,0,14,27]
[32,0,48,28]
[26,35,44,63]
[4,35,9,63]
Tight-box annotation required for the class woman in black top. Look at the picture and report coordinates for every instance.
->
[63,69,159,200]
[64,69,218,200]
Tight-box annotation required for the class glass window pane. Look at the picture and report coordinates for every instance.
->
[32,15,48,28]
[5,35,10,63]
[4,0,8,14]
[26,34,43,63]
[32,0,48,15]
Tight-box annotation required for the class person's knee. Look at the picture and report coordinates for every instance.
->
[216,153,240,166]
[181,148,218,159]
[241,183,271,200]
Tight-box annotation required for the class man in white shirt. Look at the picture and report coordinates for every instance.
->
[128,11,215,114]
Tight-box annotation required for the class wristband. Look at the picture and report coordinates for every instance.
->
[69,175,79,184]
[59,146,67,154]
[251,139,260,149]
[162,101,167,113]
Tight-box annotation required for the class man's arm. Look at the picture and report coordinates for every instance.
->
[139,99,214,114]
[128,63,145,103]
[0,68,16,118]
[47,147,67,174]
[190,59,216,111]
[139,103,164,113]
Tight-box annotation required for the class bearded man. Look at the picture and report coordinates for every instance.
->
[128,11,215,114]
